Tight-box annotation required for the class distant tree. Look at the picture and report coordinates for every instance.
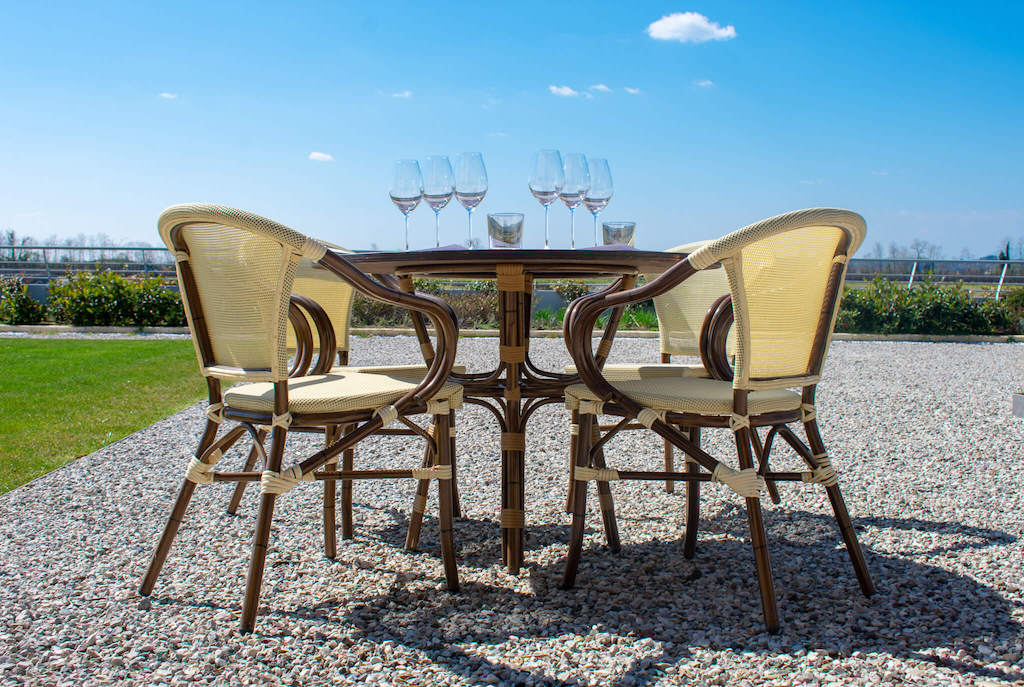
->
[997,242,1011,261]
[909,238,942,260]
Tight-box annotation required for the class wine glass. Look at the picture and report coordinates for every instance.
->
[455,153,487,249]
[528,150,564,249]
[389,159,423,251]
[423,156,454,247]
[560,153,590,248]
[584,159,613,246]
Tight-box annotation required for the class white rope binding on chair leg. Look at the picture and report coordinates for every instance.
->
[801,454,838,487]
[411,465,453,480]
[728,414,750,432]
[261,464,314,495]
[271,412,292,429]
[375,405,399,427]
[205,402,225,424]
[637,408,666,429]
[800,403,817,422]
[578,400,605,416]
[574,466,620,482]
[184,448,224,484]
[711,464,765,498]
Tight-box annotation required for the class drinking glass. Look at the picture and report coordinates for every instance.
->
[455,152,487,248]
[423,156,454,247]
[602,221,636,247]
[584,159,613,246]
[389,159,423,250]
[528,150,564,249]
[560,153,590,248]
[487,213,524,248]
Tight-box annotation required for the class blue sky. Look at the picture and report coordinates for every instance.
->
[1,1,1022,255]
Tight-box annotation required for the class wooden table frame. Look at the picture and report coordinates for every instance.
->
[347,249,684,573]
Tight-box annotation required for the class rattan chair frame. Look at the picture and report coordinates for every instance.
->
[560,208,875,634]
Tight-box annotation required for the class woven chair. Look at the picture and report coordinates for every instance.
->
[139,204,463,633]
[561,208,875,633]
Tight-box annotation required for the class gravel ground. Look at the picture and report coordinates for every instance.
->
[1,336,1023,686]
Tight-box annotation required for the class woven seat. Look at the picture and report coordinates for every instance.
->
[226,371,463,415]
[563,362,709,380]
[564,377,800,416]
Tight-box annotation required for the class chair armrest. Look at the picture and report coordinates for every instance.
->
[698,294,734,381]
[289,294,338,375]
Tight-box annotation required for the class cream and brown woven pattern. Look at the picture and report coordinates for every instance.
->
[288,256,355,354]
[347,364,468,375]
[648,241,736,358]
[563,363,710,381]
[224,370,463,415]
[564,377,800,416]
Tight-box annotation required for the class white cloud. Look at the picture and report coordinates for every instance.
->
[308,152,334,162]
[800,179,823,185]
[647,12,736,43]
[624,87,641,94]
[695,79,714,88]
[590,84,611,92]
[391,90,413,98]
[584,92,594,99]
[158,92,178,99]
[549,85,580,97]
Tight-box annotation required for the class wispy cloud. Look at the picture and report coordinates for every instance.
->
[800,179,824,185]
[694,79,714,88]
[624,87,641,95]
[872,170,890,176]
[158,92,178,99]
[549,85,580,97]
[308,152,334,162]
[391,90,413,98]
[590,84,611,92]
[647,12,736,43]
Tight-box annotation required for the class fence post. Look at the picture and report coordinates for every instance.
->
[995,262,1008,301]
[907,261,917,287]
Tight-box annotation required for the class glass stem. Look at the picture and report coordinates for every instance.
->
[544,205,550,249]
[594,213,599,246]
[404,213,410,251]
[434,210,440,248]
[467,209,473,249]
[570,208,575,249]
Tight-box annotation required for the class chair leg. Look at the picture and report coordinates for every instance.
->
[664,438,675,493]
[736,426,780,633]
[140,420,219,596]
[434,412,459,591]
[561,413,593,589]
[591,423,620,552]
[405,436,435,551]
[565,410,579,513]
[683,426,701,559]
[449,410,461,518]
[804,419,875,597]
[227,428,267,516]
[239,426,286,634]
[323,425,338,559]
[340,424,355,540]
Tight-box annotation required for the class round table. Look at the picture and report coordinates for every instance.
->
[347,248,685,573]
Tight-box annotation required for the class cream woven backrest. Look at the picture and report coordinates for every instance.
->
[287,250,355,356]
[649,240,735,357]
[687,208,866,390]
[158,204,327,382]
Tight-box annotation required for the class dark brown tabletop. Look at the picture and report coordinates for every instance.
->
[346,248,683,279]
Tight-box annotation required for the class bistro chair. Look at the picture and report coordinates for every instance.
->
[561,208,875,633]
[139,203,463,633]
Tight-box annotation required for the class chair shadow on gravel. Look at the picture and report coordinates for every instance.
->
[286,504,1024,687]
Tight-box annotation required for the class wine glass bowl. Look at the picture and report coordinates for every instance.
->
[560,153,590,249]
[528,150,565,249]
[584,158,613,246]
[455,153,488,248]
[423,156,455,247]
[389,159,423,251]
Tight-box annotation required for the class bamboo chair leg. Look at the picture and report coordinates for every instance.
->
[323,426,338,559]
[664,439,675,493]
[405,437,435,551]
[561,413,593,589]
[565,409,580,513]
[340,424,355,540]
[226,428,266,515]
[141,419,219,596]
[736,426,780,633]
[591,424,620,552]
[804,419,875,597]
[239,426,286,634]
[683,426,701,560]
[435,412,459,591]
[449,410,461,518]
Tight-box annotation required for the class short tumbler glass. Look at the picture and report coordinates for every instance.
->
[487,213,524,248]
[602,221,636,247]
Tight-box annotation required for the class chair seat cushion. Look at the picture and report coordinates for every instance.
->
[226,370,463,415]
[563,362,709,381]
[343,364,467,375]
[564,377,800,417]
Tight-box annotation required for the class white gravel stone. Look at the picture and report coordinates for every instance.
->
[1,336,1022,685]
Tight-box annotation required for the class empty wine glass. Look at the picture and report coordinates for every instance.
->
[455,153,487,248]
[423,156,454,247]
[389,159,423,251]
[560,153,590,249]
[528,150,564,249]
[584,159,613,246]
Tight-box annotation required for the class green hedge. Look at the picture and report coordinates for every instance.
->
[46,272,186,327]
[0,277,46,325]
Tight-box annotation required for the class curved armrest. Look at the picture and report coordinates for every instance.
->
[289,294,338,375]
[698,294,734,381]
[317,250,459,413]
[287,300,314,378]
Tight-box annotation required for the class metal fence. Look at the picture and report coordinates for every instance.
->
[3,246,1024,300]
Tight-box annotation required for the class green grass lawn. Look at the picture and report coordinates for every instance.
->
[0,339,208,494]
